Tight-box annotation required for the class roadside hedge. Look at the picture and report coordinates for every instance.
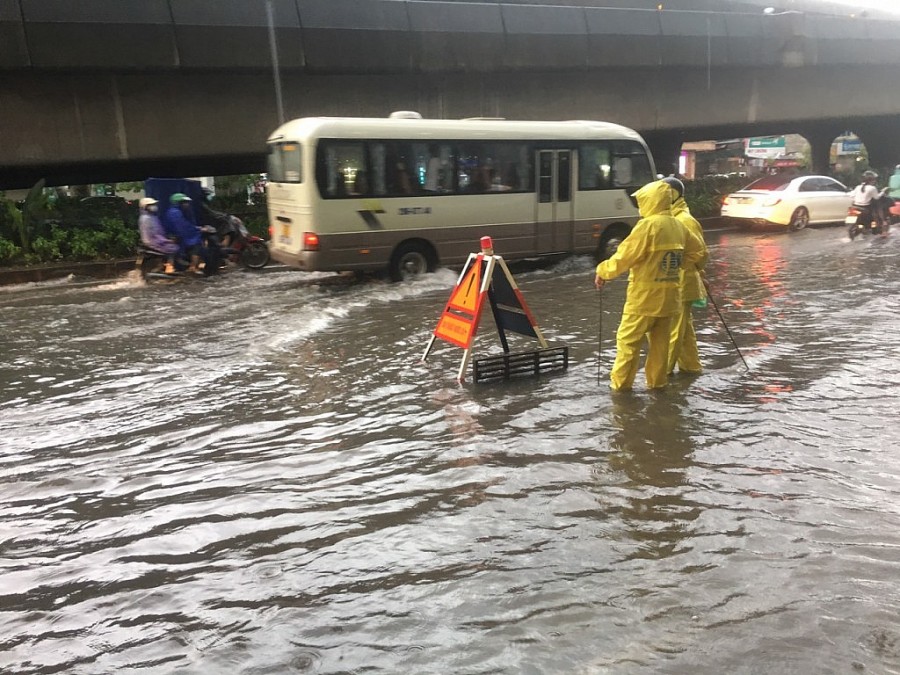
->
[0,191,268,267]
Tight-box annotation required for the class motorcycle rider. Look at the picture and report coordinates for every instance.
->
[200,187,240,250]
[137,197,178,274]
[849,170,881,234]
[164,193,204,274]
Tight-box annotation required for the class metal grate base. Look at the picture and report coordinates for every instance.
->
[472,346,569,383]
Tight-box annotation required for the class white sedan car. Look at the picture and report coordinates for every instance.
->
[720,174,852,231]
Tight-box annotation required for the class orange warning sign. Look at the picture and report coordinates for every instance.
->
[434,312,476,349]
[432,255,486,350]
[448,259,482,313]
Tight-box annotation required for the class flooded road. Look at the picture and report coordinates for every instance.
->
[2,226,900,674]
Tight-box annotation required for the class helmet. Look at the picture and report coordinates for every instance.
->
[170,192,192,204]
[863,170,878,182]
[894,164,900,171]
[661,176,685,198]
[138,197,158,209]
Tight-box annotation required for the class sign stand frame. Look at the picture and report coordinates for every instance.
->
[423,238,564,383]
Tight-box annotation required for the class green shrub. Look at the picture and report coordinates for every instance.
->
[0,237,21,263]
[61,218,137,261]
[31,236,62,262]
[99,217,139,258]
[67,229,102,260]
[684,175,750,218]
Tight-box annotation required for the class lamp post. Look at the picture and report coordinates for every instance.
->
[266,0,285,126]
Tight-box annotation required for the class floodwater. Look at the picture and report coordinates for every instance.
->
[2,226,900,675]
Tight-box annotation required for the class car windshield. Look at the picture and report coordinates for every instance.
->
[741,175,797,191]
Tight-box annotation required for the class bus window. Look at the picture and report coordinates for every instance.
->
[612,157,633,187]
[373,142,417,196]
[580,141,652,190]
[611,141,654,189]
[412,142,454,193]
[370,142,387,195]
[578,143,612,190]
[458,143,489,193]
[268,142,302,183]
[538,151,553,202]
[459,142,533,194]
[492,143,533,192]
[558,151,571,202]
[317,141,365,198]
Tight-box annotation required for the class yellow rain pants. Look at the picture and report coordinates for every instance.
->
[611,313,673,390]
[668,302,702,374]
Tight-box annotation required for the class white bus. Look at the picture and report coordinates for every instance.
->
[266,112,655,280]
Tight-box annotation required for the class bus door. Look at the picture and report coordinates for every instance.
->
[535,150,574,254]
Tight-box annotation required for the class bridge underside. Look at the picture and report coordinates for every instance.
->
[3,65,900,188]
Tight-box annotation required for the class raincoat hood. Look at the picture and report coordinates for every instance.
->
[632,180,673,218]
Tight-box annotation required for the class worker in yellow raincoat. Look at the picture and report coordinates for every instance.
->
[662,177,709,375]
[594,180,705,391]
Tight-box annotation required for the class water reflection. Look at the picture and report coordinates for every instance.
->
[5,230,900,673]
[605,392,701,562]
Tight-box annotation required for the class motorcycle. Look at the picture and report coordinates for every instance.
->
[846,190,898,239]
[135,226,223,280]
[205,208,270,269]
[134,244,171,279]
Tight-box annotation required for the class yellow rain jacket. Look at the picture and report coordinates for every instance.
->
[671,196,708,303]
[596,180,704,317]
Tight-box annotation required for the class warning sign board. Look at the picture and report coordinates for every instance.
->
[434,312,477,349]
[422,240,552,382]
[448,260,481,313]
[433,254,486,350]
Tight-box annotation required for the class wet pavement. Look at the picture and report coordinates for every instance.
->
[2,225,900,674]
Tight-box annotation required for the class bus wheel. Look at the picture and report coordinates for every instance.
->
[389,241,434,282]
[596,226,629,262]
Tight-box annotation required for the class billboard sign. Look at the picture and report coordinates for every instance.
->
[836,138,862,155]
[745,136,786,159]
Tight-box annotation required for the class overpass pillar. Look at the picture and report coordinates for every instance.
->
[799,125,844,175]
[643,131,685,178]
[848,117,900,176]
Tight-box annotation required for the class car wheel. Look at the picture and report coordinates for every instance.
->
[788,207,809,232]
[389,241,435,282]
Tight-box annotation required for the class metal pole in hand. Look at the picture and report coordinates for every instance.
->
[703,278,750,372]
[597,288,603,385]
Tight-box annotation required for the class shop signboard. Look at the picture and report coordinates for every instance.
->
[745,136,786,159]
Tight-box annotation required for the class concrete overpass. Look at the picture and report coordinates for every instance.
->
[2,0,900,188]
